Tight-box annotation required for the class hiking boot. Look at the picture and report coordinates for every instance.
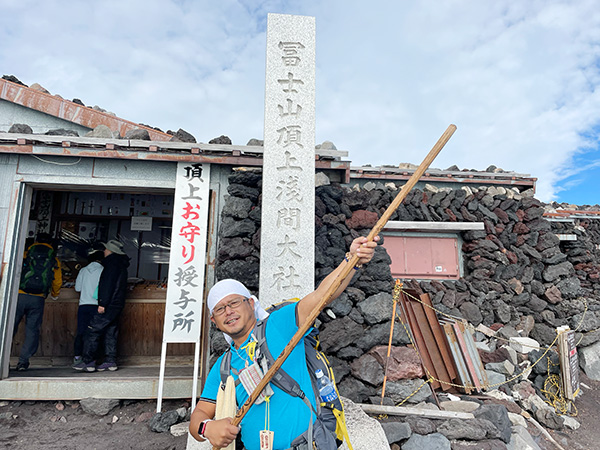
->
[96,361,118,372]
[73,356,82,365]
[16,362,29,371]
[72,360,96,372]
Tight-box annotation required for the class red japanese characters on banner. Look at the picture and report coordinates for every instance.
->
[163,162,210,343]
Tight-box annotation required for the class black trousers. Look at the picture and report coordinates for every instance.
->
[74,304,97,357]
[82,306,123,364]
[13,293,45,365]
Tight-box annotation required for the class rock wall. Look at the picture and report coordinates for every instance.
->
[211,169,600,403]
[550,217,600,296]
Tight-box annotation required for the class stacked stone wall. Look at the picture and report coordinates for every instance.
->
[550,218,600,296]
[212,170,600,403]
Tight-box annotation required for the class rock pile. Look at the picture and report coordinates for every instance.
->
[373,327,579,449]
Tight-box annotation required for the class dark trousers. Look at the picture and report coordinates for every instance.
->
[13,293,45,365]
[83,306,123,364]
[74,304,98,356]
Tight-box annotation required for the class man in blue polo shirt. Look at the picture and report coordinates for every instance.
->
[190,235,378,450]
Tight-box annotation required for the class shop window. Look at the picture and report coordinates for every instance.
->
[48,190,174,283]
[11,188,192,362]
[382,235,460,280]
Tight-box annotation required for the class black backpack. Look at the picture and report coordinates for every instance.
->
[19,244,57,295]
[219,300,353,450]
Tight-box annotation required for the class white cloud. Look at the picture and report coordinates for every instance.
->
[1,0,599,202]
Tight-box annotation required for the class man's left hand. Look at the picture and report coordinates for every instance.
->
[98,306,105,314]
[349,235,379,266]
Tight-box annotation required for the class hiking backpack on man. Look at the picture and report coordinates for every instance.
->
[13,233,62,371]
[218,299,353,449]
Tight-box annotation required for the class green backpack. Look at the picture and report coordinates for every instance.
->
[20,244,57,295]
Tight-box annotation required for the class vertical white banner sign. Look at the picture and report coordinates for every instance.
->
[163,162,211,343]
[260,13,316,308]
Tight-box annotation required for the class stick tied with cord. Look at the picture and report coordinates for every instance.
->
[212,124,457,449]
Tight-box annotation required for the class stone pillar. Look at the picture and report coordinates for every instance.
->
[259,13,316,308]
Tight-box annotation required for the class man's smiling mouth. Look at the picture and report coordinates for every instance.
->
[225,316,239,326]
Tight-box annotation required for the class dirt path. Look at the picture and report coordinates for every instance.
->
[0,399,187,450]
[539,372,600,450]
[1,376,599,450]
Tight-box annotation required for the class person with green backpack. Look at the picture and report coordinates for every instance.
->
[13,233,62,371]
[190,235,378,450]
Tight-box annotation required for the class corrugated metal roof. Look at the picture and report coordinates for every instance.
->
[0,132,350,170]
[350,164,537,187]
[0,78,172,141]
[544,210,600,220]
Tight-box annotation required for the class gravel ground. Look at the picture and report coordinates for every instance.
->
[0,398,188,450]
[1,374,599,450]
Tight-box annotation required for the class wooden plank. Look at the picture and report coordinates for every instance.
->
[151,302,163,355]
[420,293,457,381]
[409,297,451,390]
[42,300,55,356]
[452,321,482,392]
[142,302,154,355]
[399,292,440,389]
[118,303,152,357]
[10,300,195,359]
[460,321,489,388]
[359,403,474,420]
[557,326,580,401]
[442,323,472,394]
[395,293,415,345]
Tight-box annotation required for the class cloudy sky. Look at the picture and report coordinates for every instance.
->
[1,0,599,204]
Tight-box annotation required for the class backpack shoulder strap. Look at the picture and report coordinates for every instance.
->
[255,316,310,401]
[219,349,232,387]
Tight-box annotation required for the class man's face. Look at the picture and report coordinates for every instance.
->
[211,294,256,341]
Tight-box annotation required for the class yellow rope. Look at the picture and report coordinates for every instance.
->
[540,352,579,417]
[384,282,585,415]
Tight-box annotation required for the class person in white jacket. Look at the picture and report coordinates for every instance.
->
[73,249,104,364]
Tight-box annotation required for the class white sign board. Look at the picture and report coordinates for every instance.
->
[163,162,211,343]
[131,216,153,231]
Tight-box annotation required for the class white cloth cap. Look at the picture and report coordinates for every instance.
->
[208,279,269,344]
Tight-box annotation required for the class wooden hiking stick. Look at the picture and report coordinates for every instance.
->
[213,124,456,449]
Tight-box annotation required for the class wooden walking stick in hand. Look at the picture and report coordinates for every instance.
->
[213,124,457,450]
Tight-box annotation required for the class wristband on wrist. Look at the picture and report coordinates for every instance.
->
[198,419,212,439]
[344,252,362,270]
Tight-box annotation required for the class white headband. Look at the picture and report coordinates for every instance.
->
[207,279,269,344]
[208,279,251,313]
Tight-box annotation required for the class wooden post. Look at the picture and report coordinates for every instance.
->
[381,280,401,404]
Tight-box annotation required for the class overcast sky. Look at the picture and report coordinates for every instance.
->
[1,0,599,204]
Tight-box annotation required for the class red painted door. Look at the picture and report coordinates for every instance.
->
[383,235,459,279]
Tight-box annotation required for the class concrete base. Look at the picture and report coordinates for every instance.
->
[0,365,200,400]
